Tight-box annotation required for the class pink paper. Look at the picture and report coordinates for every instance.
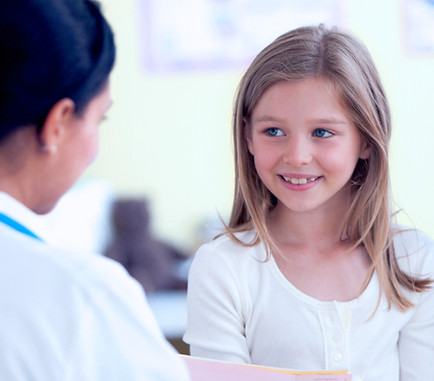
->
[181,355,352,381]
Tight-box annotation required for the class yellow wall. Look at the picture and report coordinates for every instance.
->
[86,0,434,251]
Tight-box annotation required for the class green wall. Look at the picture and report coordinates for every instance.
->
[86,0,434,250]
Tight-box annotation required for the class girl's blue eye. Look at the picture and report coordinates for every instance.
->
[265,128,284,137]
[313,128,332,138]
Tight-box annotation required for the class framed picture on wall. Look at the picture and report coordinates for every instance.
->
[139,0,346,72]
[402,0,434,54]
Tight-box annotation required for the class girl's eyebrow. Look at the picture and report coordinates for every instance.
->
[252,115,348,125]
[308,117,347,125]
[251,115,285,123]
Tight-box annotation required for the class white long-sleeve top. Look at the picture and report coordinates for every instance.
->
[0,192,190,381]
[184,228,434,381]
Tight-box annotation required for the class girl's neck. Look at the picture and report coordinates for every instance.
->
[267,198,351,249]
[266,196,373,302]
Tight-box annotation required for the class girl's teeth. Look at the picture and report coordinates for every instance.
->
[283,176,317,184]
[291,178,305,184]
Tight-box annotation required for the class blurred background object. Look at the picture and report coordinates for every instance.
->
[105,197,188,292]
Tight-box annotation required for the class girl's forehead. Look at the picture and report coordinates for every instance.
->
[248,77,344,112]
[251,78,346,116]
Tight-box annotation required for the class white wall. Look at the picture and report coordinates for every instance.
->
[84,0,434,251]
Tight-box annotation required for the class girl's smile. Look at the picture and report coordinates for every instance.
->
[280,175,320,185]
[245,77,371,216]
[279,174,322,191]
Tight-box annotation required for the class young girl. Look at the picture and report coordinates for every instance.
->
[184,25,434,381]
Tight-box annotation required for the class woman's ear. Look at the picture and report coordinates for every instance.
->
[243,118,254,155]
[359,140,371,160]
[39,98,75,153]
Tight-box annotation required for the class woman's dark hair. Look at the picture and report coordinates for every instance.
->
[0,0,115,141]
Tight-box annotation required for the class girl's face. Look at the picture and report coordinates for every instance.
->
[245,77,370,217]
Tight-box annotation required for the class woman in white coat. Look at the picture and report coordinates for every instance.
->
[0,1,189,380]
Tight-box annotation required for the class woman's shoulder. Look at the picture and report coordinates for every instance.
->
[0,228,149,331]
[15,233,144,303]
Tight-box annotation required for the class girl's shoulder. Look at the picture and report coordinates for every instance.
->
[393,225,433,251]
[393,225,434,274]
[194,229,267,265]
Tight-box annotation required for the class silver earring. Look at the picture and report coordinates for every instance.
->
[42,145,58,153]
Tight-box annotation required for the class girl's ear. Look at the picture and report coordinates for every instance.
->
[243,118,254,155]
[359,140,371,160]
[38,98,75,153]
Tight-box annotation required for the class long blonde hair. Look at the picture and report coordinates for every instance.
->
[226,25,432,311]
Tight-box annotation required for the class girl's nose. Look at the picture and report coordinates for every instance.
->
[282,137,312,167]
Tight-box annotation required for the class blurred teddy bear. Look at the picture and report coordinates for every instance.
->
[105,198,188,293]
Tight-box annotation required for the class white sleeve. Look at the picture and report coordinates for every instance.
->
[183,243,251,364]
[398,234,434,381]
[66,258,190,381]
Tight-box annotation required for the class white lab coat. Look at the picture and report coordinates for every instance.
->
[0,192,189,380]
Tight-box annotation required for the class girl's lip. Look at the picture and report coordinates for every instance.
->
[279,173,319,178]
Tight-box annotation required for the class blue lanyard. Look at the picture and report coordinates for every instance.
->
[0,212,42,241]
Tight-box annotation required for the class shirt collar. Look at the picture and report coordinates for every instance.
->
[0,192,57,244]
